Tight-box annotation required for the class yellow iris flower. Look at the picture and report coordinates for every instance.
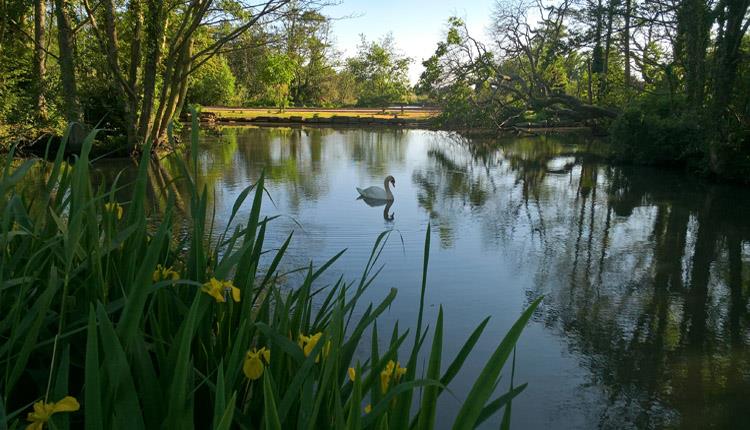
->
[380,360,407,393]
[152,264,179,282]
[26,396,80,430]
[243,347,271,380]
[364,404,372,414]
[298,332,331,362]
[348,367,356,381]
[201,278,240,303]
[104,202,123,220]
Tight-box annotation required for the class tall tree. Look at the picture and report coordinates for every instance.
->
[623,0,631,91]
[33,0,46,121]
[346,34,412,108]
[77,0,320,150]
[708,0,750,175]
[675,0,711,106]
[54,0,84,143]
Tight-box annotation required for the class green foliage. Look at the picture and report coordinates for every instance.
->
[259,53,297,110]
[610,95,706,164]
[188,55,237,106]
[0,123,540,428]
[346,35,412,107]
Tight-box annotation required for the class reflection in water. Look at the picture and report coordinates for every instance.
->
[411,134,750,428]
[358,196,395,221]
[39,126,749,428]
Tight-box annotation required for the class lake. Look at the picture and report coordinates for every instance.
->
[98,126,750,429]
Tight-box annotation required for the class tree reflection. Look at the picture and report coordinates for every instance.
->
[409,133,750,428]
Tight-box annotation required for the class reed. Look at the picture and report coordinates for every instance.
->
[0,115,541,429]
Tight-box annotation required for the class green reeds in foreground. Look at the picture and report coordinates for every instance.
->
[0,119,541,430]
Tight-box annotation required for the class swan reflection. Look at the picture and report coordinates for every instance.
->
[357,196,394,221]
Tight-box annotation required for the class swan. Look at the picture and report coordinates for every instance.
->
[356,175,395,201]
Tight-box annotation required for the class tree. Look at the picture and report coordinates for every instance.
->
[33,0,47,122]
[346,34,412,108]
[54,0,84,144]
[187,55,237,106]
[73,0,326,150]
[260,52,296,110]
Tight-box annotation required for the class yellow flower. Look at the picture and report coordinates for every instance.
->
[152,264,179,283]
[348,367,356,381]
[243,347,270,380]
[364,404,372,414]
[201,278,240,303]
[380,360,406,393]
[26,396,80,430]
[394,361,407,381]
[104,202,123,220]
[298,332,331,362]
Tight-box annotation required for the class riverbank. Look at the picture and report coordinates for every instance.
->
[186,106,440,127]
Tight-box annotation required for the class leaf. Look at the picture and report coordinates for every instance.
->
[451,297,542,430]
[214,392,237,430]
[262,372,282,430]
[417,306,443,430]
[95,304,145,429]
[474,384,527,428]
[84,307,103,430]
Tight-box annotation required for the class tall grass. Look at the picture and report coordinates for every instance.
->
[0,117,541,429]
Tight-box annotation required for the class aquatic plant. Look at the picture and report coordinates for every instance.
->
[0,117,541,429]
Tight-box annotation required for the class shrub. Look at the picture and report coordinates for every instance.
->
[610,99,706,164]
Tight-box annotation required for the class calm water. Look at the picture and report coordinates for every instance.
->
[104,126,750,429]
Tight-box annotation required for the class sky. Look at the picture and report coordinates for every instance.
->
[326,0,496,83]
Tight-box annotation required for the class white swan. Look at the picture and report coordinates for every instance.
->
[357,175,395,201]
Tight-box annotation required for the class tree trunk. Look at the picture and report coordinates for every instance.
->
[677,0,710,107]
[587,57,593,105]
[137,0,165,145]
[127,0,143,150]
[34,0,47,122]
[54,0,85,146]
[707,0,750,175]
[101,0,139,150]
[623,0,631,92]
[598,0,615,102]
[591,0,604,76]
[152,39,193,146]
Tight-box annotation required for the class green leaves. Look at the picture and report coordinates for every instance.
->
[416,306,443,430]
[0,124,540,430]
[451,297,543,430]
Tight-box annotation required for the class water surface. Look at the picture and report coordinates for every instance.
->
[106,126,750,428]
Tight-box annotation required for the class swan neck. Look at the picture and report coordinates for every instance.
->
[384,179,393,199]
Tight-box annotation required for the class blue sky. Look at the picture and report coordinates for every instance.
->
[327,0,496,83]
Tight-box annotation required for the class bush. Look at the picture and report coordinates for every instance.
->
[0,120,540,429]
[610,98,706,164]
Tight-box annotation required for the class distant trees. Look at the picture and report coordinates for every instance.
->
[259,53,296,110]
[0,0,334,149]
[0,0,420,149]
[187,56,236,107]
[345,35,412,108]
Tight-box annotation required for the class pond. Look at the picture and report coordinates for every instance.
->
[100,126,750,429]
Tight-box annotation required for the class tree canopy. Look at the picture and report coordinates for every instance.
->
[417,0,750,181]
[0,0,417,150]
[346,34,412,108]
